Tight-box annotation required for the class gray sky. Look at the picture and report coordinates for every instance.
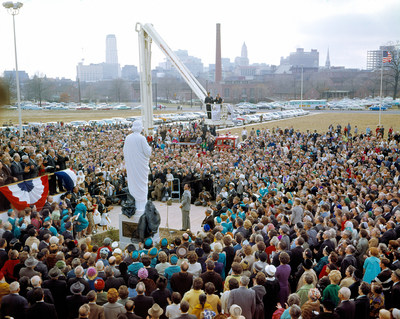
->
[1,0,399,80]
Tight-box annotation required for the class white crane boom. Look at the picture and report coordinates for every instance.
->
[135,22,231,133]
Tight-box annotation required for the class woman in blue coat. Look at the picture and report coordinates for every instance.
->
[74,201,89,238]
[363,247,381,284]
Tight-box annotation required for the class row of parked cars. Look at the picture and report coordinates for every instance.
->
[66,112,207,127]
[234,108,309,125]
[5,108,308,132]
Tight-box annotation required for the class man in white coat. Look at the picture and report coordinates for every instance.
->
[123,121,152,212]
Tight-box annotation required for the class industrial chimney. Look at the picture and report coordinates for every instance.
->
[215,23,222,83]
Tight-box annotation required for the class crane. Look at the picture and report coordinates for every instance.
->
[135,22,232,133]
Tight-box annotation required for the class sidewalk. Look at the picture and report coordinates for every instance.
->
[107,201,206,234]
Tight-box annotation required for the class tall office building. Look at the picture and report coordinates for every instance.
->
[104,34,120,79]
[235,42,250,66]
[367,45,395,70]
[280,48,319,72]
[106,34,119,64]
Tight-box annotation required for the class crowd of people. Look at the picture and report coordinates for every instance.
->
[0,119,400,319]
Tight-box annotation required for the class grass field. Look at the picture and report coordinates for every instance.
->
[220,112,400,136]
[1,108,399,136]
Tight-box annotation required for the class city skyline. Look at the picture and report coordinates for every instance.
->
[0,0,399,80]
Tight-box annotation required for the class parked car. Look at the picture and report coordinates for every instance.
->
[369,106,387,111]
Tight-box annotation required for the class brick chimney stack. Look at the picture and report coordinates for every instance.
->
[215,23,222,83]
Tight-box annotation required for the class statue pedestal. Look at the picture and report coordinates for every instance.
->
[118,210,160,250]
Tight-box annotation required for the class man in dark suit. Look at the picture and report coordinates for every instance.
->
[66,282,88,319]
[1,281,28,319]
[86,290,105,319]
[391,251,400,270]
[67,266,90,295]
[290,237,304,275]
[389,269,400,309]
[45,149,58,194]
[380,221,397,245]
[27,288,58,319]
[199,260,223,295]
[340,245,357,277]
[354,282,370,319]
[62,222,74,241]
[170,262,193,298]
[27,275,54,305]
[175,300,196,319]
[130,282,154,319]
[42,267,68,318]
[227,276,256,319]
[118,300,141,319]
[271,241,292,267]
[10,153,24,181]
[104,266,125,291]
[335,287,355,319]
[0,238,8,269]
[56,149,69,191]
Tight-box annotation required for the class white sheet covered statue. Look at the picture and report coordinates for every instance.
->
[123,121,152,212]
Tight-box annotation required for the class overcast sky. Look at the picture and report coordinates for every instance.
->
[0,0,399,80]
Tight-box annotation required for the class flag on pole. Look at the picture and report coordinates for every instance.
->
[383,51,392,63]
[0,176,49,210]
[55,168,77,191]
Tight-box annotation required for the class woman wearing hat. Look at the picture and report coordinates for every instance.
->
[264,265,280,319]
[138,267,156,296]
[229,304,245,319]
[85,267,99,290]
[301,288,321,319]
[73,200,89,239]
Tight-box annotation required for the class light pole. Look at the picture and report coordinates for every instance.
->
[3,1,23,138]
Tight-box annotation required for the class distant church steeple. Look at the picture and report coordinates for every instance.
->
[241,42,248,58]
[325,48,331,69]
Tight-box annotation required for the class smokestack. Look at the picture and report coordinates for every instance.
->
[215,23,222,83]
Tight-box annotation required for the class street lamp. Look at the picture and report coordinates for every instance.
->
[3,1,23,138]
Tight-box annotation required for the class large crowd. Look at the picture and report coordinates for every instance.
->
[0,119,400,319]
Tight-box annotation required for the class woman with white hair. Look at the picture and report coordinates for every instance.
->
[229,304,245,319]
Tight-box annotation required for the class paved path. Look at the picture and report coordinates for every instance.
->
[107,201,205,234]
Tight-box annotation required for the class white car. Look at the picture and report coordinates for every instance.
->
[270,112,282,120]
[69,120,88,127]
[261,113,273,121]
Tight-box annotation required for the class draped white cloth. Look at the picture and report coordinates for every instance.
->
[123,121,152,212]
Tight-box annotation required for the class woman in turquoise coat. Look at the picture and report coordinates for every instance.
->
[363,247,381,284]
[74,202,89,238]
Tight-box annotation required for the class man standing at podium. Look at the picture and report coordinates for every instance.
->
[204,92,213,120]
[180,183,191,231]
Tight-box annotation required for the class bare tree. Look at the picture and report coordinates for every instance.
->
[25,73,48,107]
[386,41,400,99]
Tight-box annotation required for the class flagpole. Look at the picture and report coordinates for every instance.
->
[379,51,384,127]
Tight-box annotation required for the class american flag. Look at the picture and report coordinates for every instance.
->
[382,51,392,63]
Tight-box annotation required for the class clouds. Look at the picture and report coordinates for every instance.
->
[0,0,399,79]
[299,3,400,68]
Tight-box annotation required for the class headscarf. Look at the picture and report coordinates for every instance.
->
[132,121,143,133]
[308,288,321,301]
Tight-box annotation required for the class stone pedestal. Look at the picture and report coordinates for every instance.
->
[118,210,160,250]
